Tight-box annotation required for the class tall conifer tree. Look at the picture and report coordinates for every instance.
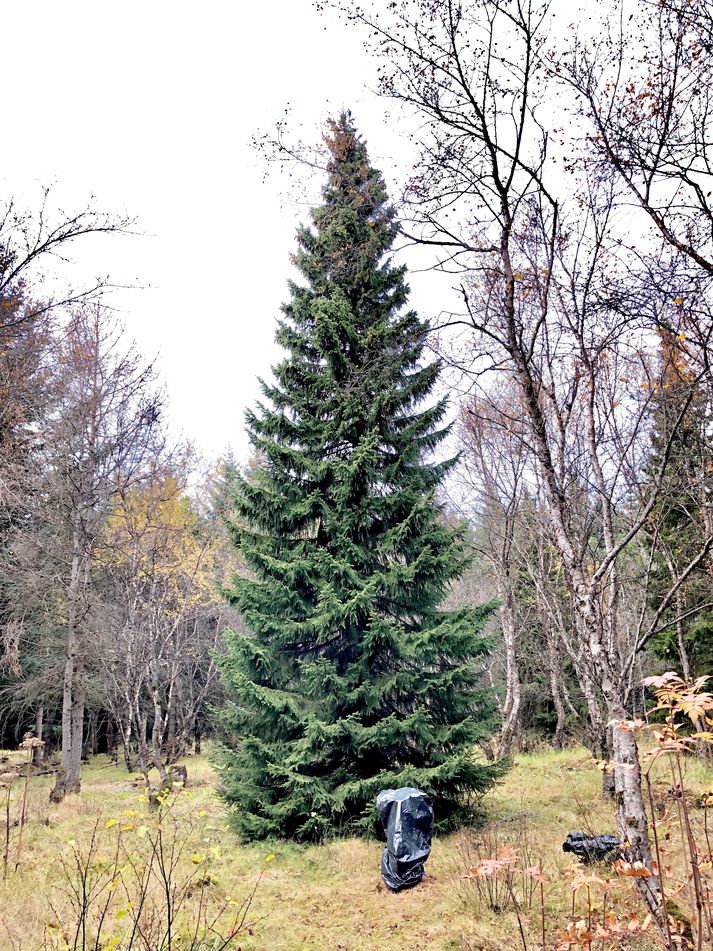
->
[645,333,713,676]
[217,114,498,842]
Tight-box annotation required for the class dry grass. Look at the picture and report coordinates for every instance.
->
[0,745,710,950]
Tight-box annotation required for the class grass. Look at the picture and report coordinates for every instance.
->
[0,745,710,950]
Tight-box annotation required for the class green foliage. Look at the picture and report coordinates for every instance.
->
[645,334,713,674]
[216,113,499,842]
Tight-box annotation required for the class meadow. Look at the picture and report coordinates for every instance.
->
[1,745,711,951]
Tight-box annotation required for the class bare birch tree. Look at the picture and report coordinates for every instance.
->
[459,385,528,757]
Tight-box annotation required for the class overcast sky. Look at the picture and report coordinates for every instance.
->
[3,0,600,467]
[1,1,431,464]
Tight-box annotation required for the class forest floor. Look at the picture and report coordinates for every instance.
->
[0,746,711,951]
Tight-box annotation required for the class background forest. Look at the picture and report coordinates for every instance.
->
[0,0,712,948]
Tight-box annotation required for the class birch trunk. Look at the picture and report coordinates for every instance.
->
[136,711,150,786]
[609,704,661,915]
[150,685,169,783]
[498,588,521,758]
[589,617,661,915]
[119,715,135,772]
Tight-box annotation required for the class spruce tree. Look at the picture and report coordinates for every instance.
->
[645,332,713,676]
[217,114,498,842]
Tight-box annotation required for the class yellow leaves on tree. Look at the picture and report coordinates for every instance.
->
[104,476,217,618]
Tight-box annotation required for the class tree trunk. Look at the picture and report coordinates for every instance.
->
[43,708,55,762]
[589,633,661,918]
[602,725,616,800]
[136,711,150,786]
[51,629,84,800]
[498,589,521,758]
[66,660,85,790]
[150,686,169,783]
[51,536,85,802]
[32,706,44,768]
[609,710,662,915]
[117,713,135,771]
[546,640,567,750]
[122,741,135,773]
[166,702,177,764]
[578,671,616,797]
[106,717,118,763]
[84,710,98,757]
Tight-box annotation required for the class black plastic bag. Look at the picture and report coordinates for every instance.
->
[562,831,621,863]
[376,787,433,892]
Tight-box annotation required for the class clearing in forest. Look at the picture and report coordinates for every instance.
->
[0,746,711,950]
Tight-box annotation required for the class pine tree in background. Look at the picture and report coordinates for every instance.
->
[645,332,713,677]
[216,113,499,842]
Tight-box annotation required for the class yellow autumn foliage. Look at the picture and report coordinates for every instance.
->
[103,475,218,618]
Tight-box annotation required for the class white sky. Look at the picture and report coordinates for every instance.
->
[1,1,425,464]
[2,0,596,466]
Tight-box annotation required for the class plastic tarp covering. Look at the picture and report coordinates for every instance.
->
[376,787,433,892]
[562,831,621,863]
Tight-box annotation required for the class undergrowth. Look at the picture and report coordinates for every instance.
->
[0,675,711,950]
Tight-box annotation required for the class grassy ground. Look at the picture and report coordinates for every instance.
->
[0,745,711,950]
